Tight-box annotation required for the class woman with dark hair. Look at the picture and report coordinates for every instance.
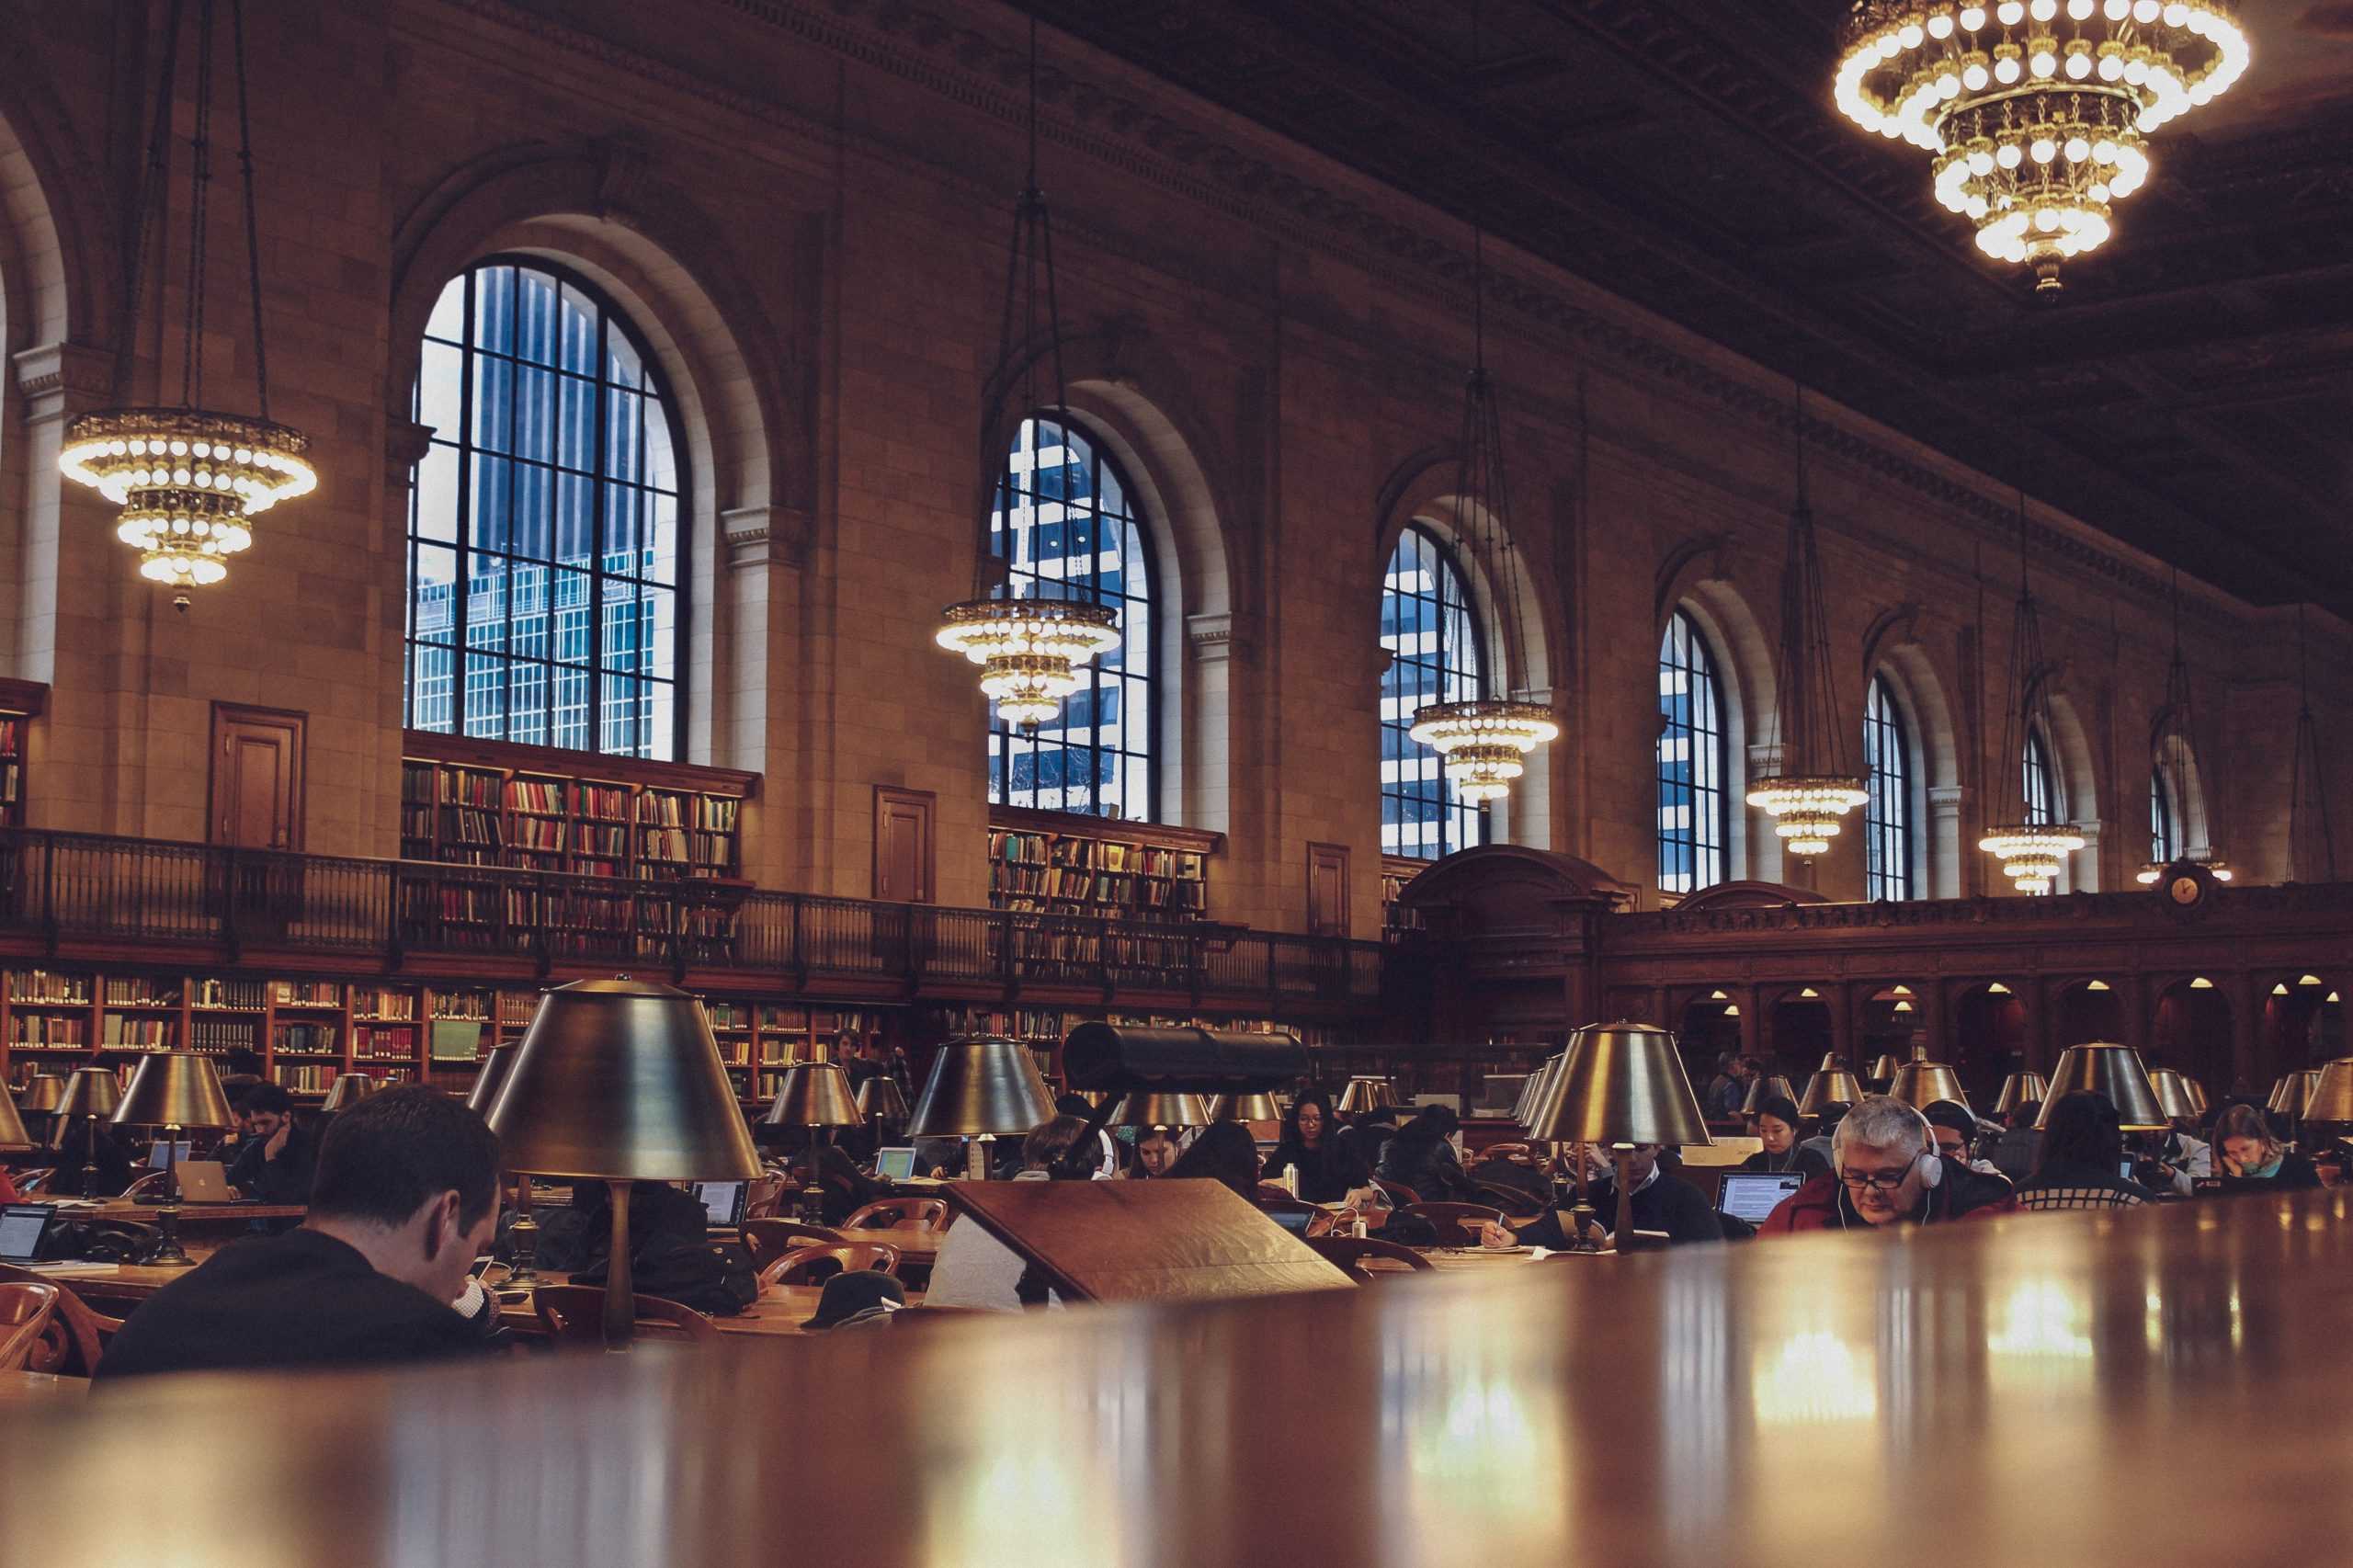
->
[1376,1104,1479,1201]
[1165,1121,1261,1199]
[2015,1091,2156,1210]
[2213,1103,2321,1189]
[1738,1095,1826,1176]
[1259,1090,1367,1202]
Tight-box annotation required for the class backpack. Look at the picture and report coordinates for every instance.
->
[574,1231,758,1318]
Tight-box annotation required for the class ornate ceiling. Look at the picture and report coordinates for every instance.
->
[1021,0,2353,619]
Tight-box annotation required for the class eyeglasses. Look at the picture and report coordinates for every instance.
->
[1836,1153,1922,1194]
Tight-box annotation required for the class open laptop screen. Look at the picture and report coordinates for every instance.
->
[872,1146,917,1181]
[0,1205,53,1262]
[690,1182,746,1228]
[1716,1173,1805,1226]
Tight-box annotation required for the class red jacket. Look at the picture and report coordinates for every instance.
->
[1758,1161,2018,1234]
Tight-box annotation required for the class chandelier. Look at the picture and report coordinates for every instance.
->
[59,0,315,598]
[1979,482,2083,892]
[934,18,1118,731]
[1405,6,1558,812]
[1745,384,1868,859]
[1833,1,2251,291]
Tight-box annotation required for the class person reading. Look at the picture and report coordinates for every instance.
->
[223,1082,319,1205]
[96,1087,504,1381]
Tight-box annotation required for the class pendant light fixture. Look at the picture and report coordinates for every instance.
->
[1405,3,1558,807]
[2136,568,2231,884]
[59,0,315,601]
[1745,383,1867,858]
[2288,605,2337,884]
[1978,482,2084,893]
[934,16,1118,730]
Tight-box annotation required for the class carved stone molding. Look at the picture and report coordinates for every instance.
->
[723,503,811,570]
[11,341,113,425]
[1187,610,1242,665]
[384,418,436,486]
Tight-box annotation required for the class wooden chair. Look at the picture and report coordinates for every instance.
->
[744,1177,787,1221]
[0,1281,62,1372]
[1395,1200,1504,1247]
[0,1264,122,1377]
[119,1170,172,1200]
[531,1284,721,1346]
[1305,1235,1436,1282]
[1370,1177,1421,1208]
[1474,1181,1551,1217]
[14,1168,54,1196]
[758,1242,900,1289]
[740,1218,849,1271]
[841,1197,949,1232]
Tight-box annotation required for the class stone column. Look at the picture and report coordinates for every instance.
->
[1928,783,1966,899]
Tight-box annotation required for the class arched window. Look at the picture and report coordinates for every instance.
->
[1864,675,1915,901]
[2023,727,2060,825]
[2150,767,2177,862]
[405,259,682,757]
[986,415,1155,820]
[1658,608,1728,893]
[1380,525,1486,858]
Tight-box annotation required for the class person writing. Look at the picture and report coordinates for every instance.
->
[1482,1142,1722,1248]
[2212,1103,2321,1189]
[96,1087,505,1381]
[224,1083,318,1204]
[1757,1095,2018,1233]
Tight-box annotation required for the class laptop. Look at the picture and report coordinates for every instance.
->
[147,1139,194,1170]
[1715,1172,1806,1227]
[0,1204,54,1263]
[174,1160,235,1203]
[872,1146,917,1182]
[690,1180,747,1228]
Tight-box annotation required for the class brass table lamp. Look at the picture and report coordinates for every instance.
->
[1866,1053,1900,1085]
[110,1052,234,1266]
[2038,1043,2168,1133]
[1741,1074,1797,1117]
[0,1085,31,1153]
[463,1042,538,1278]
[854,1074,909,1137]
[1995,1072,2050,1117]
[1797,1068,1863,1119]
[1336,1076,1399,1115]
[1206,1091,1282,1123]
[1107,1092,1209,1129]
[2147,1069,2201,1123]
[2268,1068,2322,1123]
[52,1068,124,1198]
[765,1058,863,1222]
[1524,1021,1711,1251]
[16,1074,66,1116]
[905,1036,1055,1178]
[483,977,760,1350]
[2304,1059,2353,1126]
[320,1072,377,1113]
[1887,1057,1969,1112]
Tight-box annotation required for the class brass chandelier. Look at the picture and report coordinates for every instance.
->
[1979,483,2083,893]
[1405,5,1557,808]
[1745,384,1868,858]
[1833,1,2250,291]
[60,0,315,597]
[934,16,1118,730]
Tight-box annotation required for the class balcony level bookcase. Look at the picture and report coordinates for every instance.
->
[984,806,1220,925]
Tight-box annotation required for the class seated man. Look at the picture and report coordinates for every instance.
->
[1922,1099,2011,1183]
[1759,1095,2018,1233]
[96,1087,504,1381]
[224,1083,319,1204]
[1483,1142,1722,1247]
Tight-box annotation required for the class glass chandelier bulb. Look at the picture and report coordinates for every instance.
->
[1995,54,2022,83]
[1927,13,1955,38]
[1960,5,1987,28]
[1998,0,2025,21]
[2030,0,2058,19]
[2031,49,2057,76]
[2064,51,2092,78]
[2067,0,2094,18]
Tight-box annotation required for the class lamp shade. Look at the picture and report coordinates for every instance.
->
[1887,1060,1969,1112]
[320,1072,378,1113]
[2303,1059,2353,1125]
[1995,1072,2051,1116]
[2183,1077,2211,1117]
[0,1088,29,1153]
[16,1075,67,1116]
[1336,1077,1398,1114]
[1798,1068,1863,1119]
[1817,1053,1844,1073]
[1108,1091,1209,1129]
[1741,1074,1798,1116]
[1515,1055,1565,1126]
[53,1068,122,1120]
[1206,1091,1281,1122]
[1866,1053,1900,1082]
[905,1037,1055,1138]
[2267,1068,2322,1120]
[110,1053,234,1130]
[855,1076,909,1123]
[763,1062,863,1129]
[483,977,760,1181]
[2146,1068,2200,1122]
[465,1044,517,1117]
[1525,1021,1711,1147]
[2037,1042,2168,1133]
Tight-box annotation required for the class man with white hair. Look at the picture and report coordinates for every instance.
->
[1757,1094,2018,1233]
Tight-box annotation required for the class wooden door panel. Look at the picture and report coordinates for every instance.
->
[209,704,305,850]
[1307,843,1350,938]
[873,787,936,904]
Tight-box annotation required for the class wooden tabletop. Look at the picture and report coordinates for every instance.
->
[495,1281,922,1339]
[0,1369,78,1405]
[84,1202,307,1224]
[7,1191,2350,1566]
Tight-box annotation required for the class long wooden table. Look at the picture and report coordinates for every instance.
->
[9,1191,2344,1564]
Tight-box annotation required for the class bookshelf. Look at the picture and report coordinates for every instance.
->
[0,678,45,830]
[701,999,889,1104]
[984,806,1219,926]
[399,732,756,883]
[947,1004,1338,1092]
[1381,856,1427,938]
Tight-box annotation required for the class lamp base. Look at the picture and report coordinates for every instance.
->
[148,1203,196,1267]
[602,1179,635,1354]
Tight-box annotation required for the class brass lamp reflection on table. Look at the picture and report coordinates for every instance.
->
[482,977,761,1350]
[905,1037,1056,1180]
[2038,1043,2169,1132]
[51,1068,124,1198]
[1524,1021,1712,1251]
[110,1052,234,1266]
[1995,1072,2050,1118]
[764,1054,862,1223]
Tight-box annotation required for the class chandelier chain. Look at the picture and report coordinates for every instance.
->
[180,0,216,410]
[230,0,270,420]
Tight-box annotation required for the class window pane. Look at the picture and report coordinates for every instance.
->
[410,443,460,545]
[1658,609,1725,893]
[1380,524,1487,859]
[417,339,463,441]
[1865,676,1913,901]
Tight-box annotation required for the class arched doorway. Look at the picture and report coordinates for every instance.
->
[1950,982,2029,1108]
[1679,990,1744,1085]
[1859,985,1924,1076]
[2153,977,2234,1095]
[2263,973,2344,1071]
[2053,980,2121,1048]
[1766,987,1833,1085]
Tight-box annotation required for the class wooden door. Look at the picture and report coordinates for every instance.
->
[210,704,305,850]
[1307,842,1350,937]
[873,787,935,904]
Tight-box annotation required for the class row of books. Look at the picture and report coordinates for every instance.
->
[429,992,492,1020]
[355,988,415,1020]
[987,831,1202,879]
[275,981,344,1006]
[103,976,180,1006]
[101,1016,172,1047]
[10,1016,85,1045]
[506,778,568,814]
[353,1025,418,1060]
[274,1023,339,1054]
[189,1017,259,1054]
[634,792,739,831]
[194,977,268,1010]
[9,970,89,1006]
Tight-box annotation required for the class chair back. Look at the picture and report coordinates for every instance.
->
[758,1242,901,1289]
[531,1284,721,1346]
[1370,1177,1421,1208]
[1394,1200,1504,1247]
[1304,1235,1435,1282]
[1473,1181,1549,1217]
[740,1218,850,1271]
[0,1281,62,1371]
[744,1177,788,1220]
[841,1197,949,1232]
[15,1168,54,1196]
[0,1264,120,1376]
[119,1170,172,1200]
